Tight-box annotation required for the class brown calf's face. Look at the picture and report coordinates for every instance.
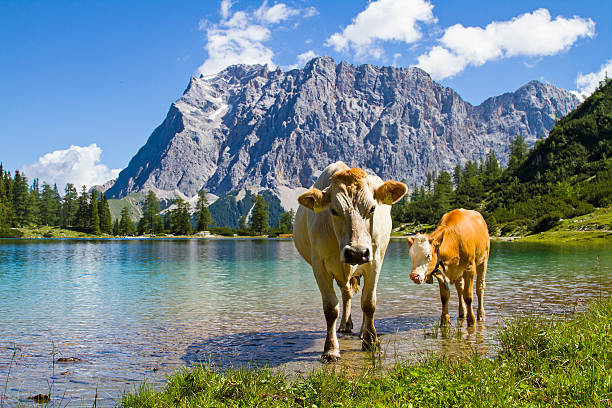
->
[299,168,406,265]
[406,234,438,284]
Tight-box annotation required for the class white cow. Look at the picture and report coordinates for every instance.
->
[294,162,407,362]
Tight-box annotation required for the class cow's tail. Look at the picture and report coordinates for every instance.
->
[350,276,361,293]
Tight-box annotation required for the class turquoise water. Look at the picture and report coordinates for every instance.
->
[0,239,610,406]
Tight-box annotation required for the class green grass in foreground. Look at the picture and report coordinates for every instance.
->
[122,298,612,407]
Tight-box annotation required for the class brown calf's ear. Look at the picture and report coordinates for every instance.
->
[428,233,443,250]
[298,188,330,213]
[374,180,408,205]
[405,236,414,246]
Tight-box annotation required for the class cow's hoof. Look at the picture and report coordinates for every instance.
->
[477,311,485,321]
[440,314,451,327]
[321,351,341,363]
[338,321,353,333]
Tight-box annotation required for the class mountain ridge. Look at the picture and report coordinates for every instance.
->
[106,56,580,218]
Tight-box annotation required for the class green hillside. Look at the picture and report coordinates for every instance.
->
[393,77,612,239]
[486,77,612,231]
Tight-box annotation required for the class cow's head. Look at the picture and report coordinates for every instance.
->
[298,167,406,265]
[406,234,441,284]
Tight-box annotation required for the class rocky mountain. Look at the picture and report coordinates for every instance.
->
[106,56,580,218]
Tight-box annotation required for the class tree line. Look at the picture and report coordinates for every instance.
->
[0,169,294,237]
[0,171,113,236]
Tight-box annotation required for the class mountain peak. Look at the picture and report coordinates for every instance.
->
[106,59,581,217]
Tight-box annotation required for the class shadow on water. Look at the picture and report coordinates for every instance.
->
[182,330,323,370]
[181,316,446,372]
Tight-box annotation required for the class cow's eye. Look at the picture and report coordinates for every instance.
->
[369,205,376,214]
[330,208,339,216]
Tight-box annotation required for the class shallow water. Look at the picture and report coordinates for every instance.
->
[0,238,610,406]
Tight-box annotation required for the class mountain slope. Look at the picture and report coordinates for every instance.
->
[106,57,580,216]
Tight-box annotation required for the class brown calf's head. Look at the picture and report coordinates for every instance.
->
[406,234,441,284]
[299,167,406,265]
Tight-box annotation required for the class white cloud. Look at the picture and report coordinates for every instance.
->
[392,52,402,67]
[297,50,317,65]
[22,144,120,191]
[255,1,299,24]
[220,0,232,20]
[576,59,612,97]
[417,8,595,80]
[325,0,436,59]
[285,50,318,70]
[198,1,319,76]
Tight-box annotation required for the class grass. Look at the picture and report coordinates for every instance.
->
[521,205,612,244]
[121,297,612,407]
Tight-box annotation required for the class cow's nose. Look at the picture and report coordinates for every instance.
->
[343,246,370,265]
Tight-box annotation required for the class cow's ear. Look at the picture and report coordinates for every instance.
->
[405,236,414,247]
[374,181,407,204]
[428,233,443,249]
[298,188,331,213]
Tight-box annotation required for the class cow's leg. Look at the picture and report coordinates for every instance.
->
[463,263,476,327]
[438,276,451,326]
[360,266,380,350]
[338,280,353,333]
[476,259,487,322]
[312,258,341,362]
[455,279,466,319]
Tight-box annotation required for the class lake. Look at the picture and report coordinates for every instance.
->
[0,238,610,406]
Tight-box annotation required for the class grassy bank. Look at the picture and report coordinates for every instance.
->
[122,298,612,407]
[520,205,612,244]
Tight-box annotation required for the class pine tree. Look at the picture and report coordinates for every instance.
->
[98,195,112,234]
[163,212,172,232]
[40,182,60,226]
[118,206,136,236]
[139,190,162,234]
[62,183,78,228]
[75,186,90,231]
[0,167,13,228]
[278,209,295,234]
[508,134,528,170]
[29,179,41,225]
[0,164,7,229]
[432,171,453,222]
[171,197,191,235]
[249,195,269,236]
[239,215,247,232]
[89,190,101,235]
[12,171,29,226]
[112,218,119,236]
[195,189,213,231]
[483,150,502,187]
[53,184,62,225]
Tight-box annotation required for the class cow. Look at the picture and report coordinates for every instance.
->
[294,162,407,362]
[406,209,489,327]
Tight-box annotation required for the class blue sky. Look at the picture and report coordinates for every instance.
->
[1,0,610,189]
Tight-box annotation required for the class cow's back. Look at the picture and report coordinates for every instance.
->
[438,209,489,265]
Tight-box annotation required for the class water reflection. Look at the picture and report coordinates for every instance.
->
[0,239,610,406]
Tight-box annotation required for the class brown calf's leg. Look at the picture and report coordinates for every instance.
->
[476,259,487,321]
[455,279,465,319]
[338,281,354,333]
[462,263,476,327]
[438,276,451,326]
